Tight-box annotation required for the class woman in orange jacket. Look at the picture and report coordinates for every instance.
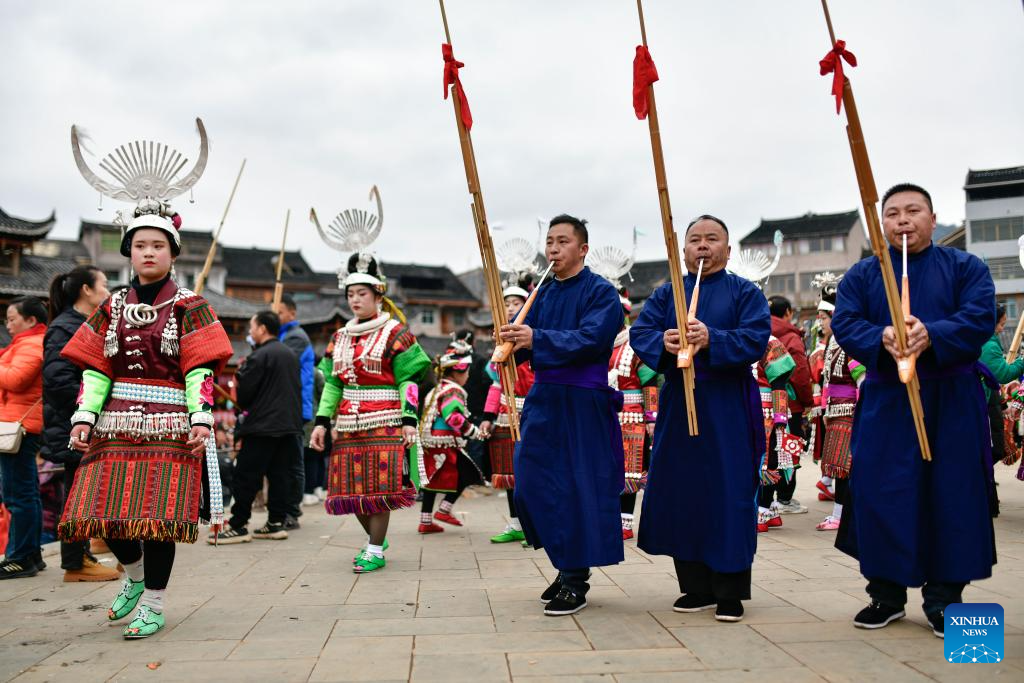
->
[0,296,47,579]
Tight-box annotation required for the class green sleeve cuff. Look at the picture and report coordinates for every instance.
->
[79,369,112,414]
[317,379,343,419]
[637,363,658,386]
[185,367,214,414]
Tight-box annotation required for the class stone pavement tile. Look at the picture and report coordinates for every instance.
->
[414,630,591,654]
[331,616,494,636]
[495,613,581,633]
[230,637,327,660]
[416,588,491,617]
[337,603,416,620]
[508,677,611,683]
[347,578,420,605]
[12,662,128,682]
[314,635,412,681]
[508,648,702,677]
[411,652,509,682]
[606,573,679,598]
[244,613,335,643]
[779,640,933,682]
[479,559,543,578]
[615,668,825,683]
[777,559,863,580]
[39,639,237,668]
[419,576,548,592]
[0,641,74,682]
[574,609,679,650]
[904,660,1024,682]
[770,589,868,621]
[668,625,800,669]
[389,569,483,582]
[651,605,819,629]
[486,585,554,603]
[750,619,934,643]
[601,561,678,576]
[112,658,317,682]
[419,551,478,571]
[163,601,269,641]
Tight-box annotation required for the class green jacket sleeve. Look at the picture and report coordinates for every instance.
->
[75,369,112,417]
[980,336,1024,385]
[393,343,431,427]
[315,355,343,423]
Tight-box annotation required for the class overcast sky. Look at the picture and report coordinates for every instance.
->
[2,1,1021,277]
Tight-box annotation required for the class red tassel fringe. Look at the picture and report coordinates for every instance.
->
[324,488,416,515]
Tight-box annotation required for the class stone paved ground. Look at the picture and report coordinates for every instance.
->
[1,468,1022,682]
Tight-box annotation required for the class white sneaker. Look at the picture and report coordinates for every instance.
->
[313,487,326,501]
[776,499,808,514]
[301,493,321,507]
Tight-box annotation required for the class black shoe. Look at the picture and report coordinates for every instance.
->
[853,601,905,629]
[252,522,289,540]
[673,594,716,613]
[715,600,744,622]
[283,516,301,530]
[0,558,40,580]
[540,575,563,604]
[544,587,588,616]
[207,526,252,545]
[927,610,944,638]
[32,552,46,571]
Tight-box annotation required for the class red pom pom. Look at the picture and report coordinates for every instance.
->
[171,214,182,230]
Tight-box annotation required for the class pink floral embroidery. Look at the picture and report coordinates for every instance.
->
[405,384,419,409]
[448,412,466,431]
[76,383,85,406]
[199,376,215,409]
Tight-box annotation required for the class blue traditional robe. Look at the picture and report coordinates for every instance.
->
[631,270,770,573]
[831,243,996,587]
[513,266,625,570]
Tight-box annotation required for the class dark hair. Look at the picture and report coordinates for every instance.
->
[252,310,281,336]
[768,295,792,318]
[686,214,729,235]
[548,214,589,245]
[453,328,474,345]
[48,265,103,321]
[882,183,933,212]
[280,293,297,313]
[8,296,48,325]
[997,303,1007,322]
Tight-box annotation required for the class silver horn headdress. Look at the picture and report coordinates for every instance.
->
[729,229,783,289]
[589,227,638,311]
[71,118,209,256]
[310,185,386,292]
[495,236,541,300]
[811,271,843,312]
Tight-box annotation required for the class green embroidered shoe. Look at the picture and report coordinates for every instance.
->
[122,605,165,639]
[490,527,526,544]
[352,539,389,563]
[521,539,532,549]
[108,578,145,621]
[352,551,386,574]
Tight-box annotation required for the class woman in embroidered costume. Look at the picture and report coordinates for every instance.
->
[806,314,834,504]
[754,337,801,533]
[309,254,430,573]
[416,340,484,534]
[481,279,535,544]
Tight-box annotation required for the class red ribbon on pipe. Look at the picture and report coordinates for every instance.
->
[819,39,857,114]
[442,43,473,131]
[632,46,660,120]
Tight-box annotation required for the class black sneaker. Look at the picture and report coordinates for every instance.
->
[544,587,588,616]
[283,516,301,530]
[0,557,40,580]
[714,600,744,622]
[853,601,905,629]
[927,610,944,638]
[253,522,289,540]
[673,594,716,613]
[32,552,46,572]
[540,574,563,604]
[207,526,251,545]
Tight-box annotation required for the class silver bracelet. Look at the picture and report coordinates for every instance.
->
[71,410,97,427]
[189,412,215,429]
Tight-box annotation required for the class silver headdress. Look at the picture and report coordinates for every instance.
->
[71,118,209,256]
[589,228,638,310]
[729,229,783,289]
[310,186,386,292]
[811,271,843,312]
[495,236,541,300]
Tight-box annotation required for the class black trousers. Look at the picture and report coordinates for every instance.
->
[59,459,89,570]
[303,445,326,495]
[674,559,752,601]
[104,538,175,590]
[230,434,299,529]
[621,492,637,515]
[421,490,460,513]
[287,433,305,519]
[506,490,517,518]
[867,576,966,620]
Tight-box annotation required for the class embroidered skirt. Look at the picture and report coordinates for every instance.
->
[58,435,202,543]
[488,426,516,489]
[821,415,854,479]
[621,421,647,494]
[327,426,415,515]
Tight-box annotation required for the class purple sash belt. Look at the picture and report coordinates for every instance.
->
[535,363,624,412]
[866,362,974,384]
[823,384,858,401]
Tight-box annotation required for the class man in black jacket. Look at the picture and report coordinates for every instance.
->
[209,311,304,544]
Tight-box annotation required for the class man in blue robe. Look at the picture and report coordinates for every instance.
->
[630,215,770,623]
[831,183,996,638]
[501,214,625,617]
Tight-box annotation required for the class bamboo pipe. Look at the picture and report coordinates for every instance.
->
[195,158,246,295]
[271,209,290,311]
[897,235,918,383]
[679,258,704,368]
[491,262,554,363]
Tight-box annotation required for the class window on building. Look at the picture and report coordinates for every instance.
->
[782,242,794,256]
[421,309,435,324]
[832,236,845,252]
[104,269,122,285]
[767,273,795,294]
[453,311,465,326]
[986,256,1024,280]
[797,239,810,255]
[1000,298,1018,321]
[972,216,1024,243]
[100,231,122,253]
[806,236,840,253]
[798,272,817,291]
